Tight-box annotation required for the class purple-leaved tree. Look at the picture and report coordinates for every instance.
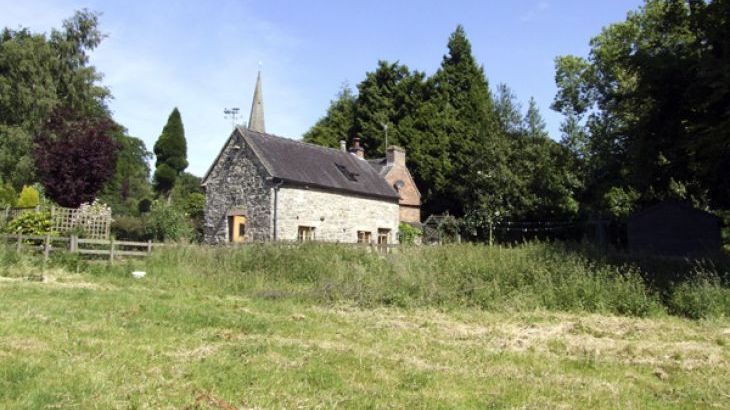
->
[34,107,120,208]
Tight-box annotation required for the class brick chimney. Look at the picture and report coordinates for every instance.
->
[339,140,347,152]
[386,145,406,167]
[349,137,365,159]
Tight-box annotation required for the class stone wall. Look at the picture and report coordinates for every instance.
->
[203,131,273,243]
[275,186,400,243]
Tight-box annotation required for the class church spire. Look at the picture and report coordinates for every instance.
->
[248,70,265,133]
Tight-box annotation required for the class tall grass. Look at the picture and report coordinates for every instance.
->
[3,241,728,318]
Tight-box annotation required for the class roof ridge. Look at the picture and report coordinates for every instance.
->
[240,127,350,156]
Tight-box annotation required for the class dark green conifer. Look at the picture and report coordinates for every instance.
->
[302,86,356,148]
[153,108,188,198]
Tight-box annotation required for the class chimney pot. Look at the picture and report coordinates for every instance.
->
[349,137,365,159]
[339,140,347,152]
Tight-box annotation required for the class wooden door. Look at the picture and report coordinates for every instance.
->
[229,215,247,242]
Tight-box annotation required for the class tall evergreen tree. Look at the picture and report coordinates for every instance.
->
[302,85,356,148]
[353,61,426,155]
[523,97,548,139]
[494,83,523,136]
[99,129,153,215]
[153,108,188,198]
[427,25,503,216]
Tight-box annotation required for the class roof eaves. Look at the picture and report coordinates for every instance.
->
[280,179,400,201]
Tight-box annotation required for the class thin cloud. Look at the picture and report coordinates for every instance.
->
[520,1,549,22]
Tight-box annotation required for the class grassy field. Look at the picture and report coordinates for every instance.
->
[1,243,729,408]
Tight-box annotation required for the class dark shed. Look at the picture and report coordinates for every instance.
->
[627,201,722,256]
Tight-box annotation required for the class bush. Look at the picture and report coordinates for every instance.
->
[182,193,206,241]
[182,192,206,219]
[145,201,193,242]
[668,274,730,319]
[16,185,40,209]
[4,211,52,235]
[0,181,16,207]
[112,215,150,241]
[398,222,422,245]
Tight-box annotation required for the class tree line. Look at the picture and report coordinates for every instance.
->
[1,1,727,241]
[304,0,729,231]
[0,10,202,240]
[304,26,581,223]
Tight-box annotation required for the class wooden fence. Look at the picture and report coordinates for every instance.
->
[2,235,400,264]
[2,206,113,240]
[1,234,162,264]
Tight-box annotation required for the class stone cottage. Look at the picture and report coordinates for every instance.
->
[201,73,421,244]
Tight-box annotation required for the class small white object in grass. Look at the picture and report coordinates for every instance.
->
[131,271,146,279]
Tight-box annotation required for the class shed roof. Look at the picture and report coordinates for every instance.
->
[628,201,721,223]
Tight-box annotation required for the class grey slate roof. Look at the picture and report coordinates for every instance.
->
[239,127,400,200]
[366,158,391,176]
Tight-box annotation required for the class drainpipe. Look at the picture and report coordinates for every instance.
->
[271,177,284,241]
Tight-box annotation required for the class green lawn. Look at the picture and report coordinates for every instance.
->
[1,260,728,409]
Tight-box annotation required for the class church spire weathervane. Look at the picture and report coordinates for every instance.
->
[247,63,265,133]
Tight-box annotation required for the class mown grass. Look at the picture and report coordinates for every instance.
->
[1,242,729,408]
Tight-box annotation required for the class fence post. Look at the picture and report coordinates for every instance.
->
[488,221,494,247]
[43,235,50,262]
[109,237,115,264]
[16,234,22,252]
[70,235,77,253]
[147,240,152,254]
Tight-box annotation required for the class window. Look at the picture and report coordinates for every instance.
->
[335,163,359,182]
[298,226,316,242]
[357,231,371,244]
[377,229,390,245]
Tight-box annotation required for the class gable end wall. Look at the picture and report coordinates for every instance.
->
[203,133,273,243]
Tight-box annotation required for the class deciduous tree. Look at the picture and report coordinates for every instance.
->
[0,10,109,190]
[33,107,119,208]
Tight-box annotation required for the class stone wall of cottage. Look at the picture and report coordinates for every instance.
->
[203,132,273,243]
[275,186,400,244]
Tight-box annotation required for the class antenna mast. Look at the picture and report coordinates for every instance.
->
[224,107,241,129]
